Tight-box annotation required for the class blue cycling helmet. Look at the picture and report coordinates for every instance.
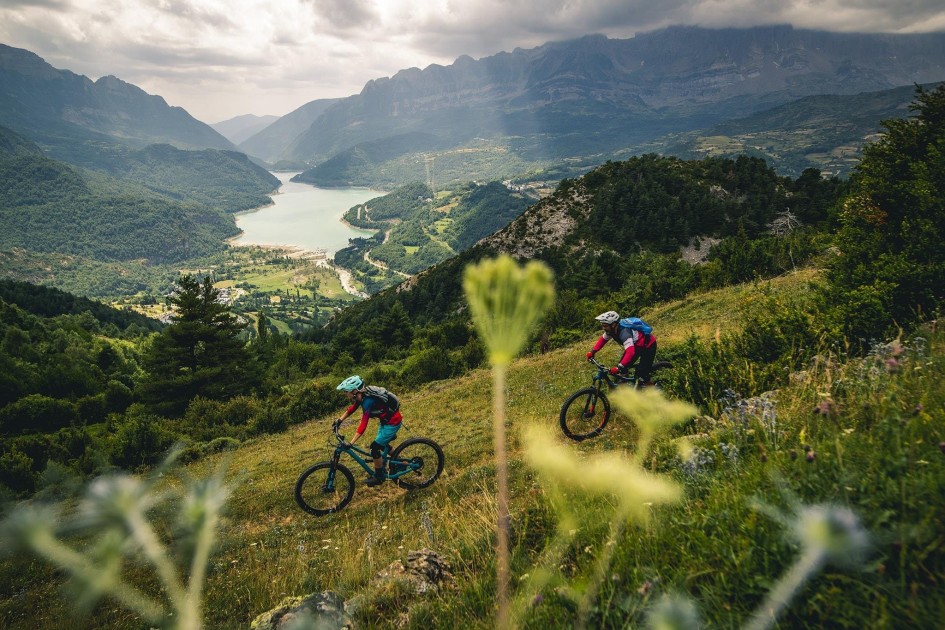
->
[336,375,364,392]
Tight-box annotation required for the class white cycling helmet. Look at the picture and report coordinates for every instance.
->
[594,311,620,325]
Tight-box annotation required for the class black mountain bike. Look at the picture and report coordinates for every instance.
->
[294,423,445,516]
[559,357,672,441]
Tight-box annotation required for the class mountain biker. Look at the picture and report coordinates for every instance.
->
[333,375,402,487]
[586,311,658,386]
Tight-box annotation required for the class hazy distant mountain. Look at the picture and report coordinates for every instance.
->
[0,44,237,156]
[211,114,279,145]
[285,25,945,185]
[644,82,939,178]
[238,98,342,164]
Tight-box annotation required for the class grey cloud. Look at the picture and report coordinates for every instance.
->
[305,0,378,30]
[401,0,945,64]
[104,39,270,70]
[0,0,68,8]
[156,0,239,31]
[398,0,697,60]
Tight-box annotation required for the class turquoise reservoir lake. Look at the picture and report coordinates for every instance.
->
[232,172,379,256]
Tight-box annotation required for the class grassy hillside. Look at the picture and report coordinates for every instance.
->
[3,267,942,628]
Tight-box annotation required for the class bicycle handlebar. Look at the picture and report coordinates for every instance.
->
[586,356,635,383]
[331,422,351,447]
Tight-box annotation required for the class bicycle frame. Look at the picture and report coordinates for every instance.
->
[325,425,416,486]
[587,356,639,390]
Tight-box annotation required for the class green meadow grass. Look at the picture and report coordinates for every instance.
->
[3,269,943,629]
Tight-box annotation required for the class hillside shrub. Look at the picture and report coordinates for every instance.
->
[0,446,35,494]
[0,394,78,435]
[283,381,339,424]
[249,404,289,435]
[108,406,177,469]
[399,347,454,387]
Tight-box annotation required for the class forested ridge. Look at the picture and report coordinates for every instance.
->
[0,126,278,263]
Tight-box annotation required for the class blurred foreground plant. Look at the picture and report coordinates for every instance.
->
[520,387,698,628]
[742,499,870,630]
[463,255,554,629]
[0,447,232,630]
[642,494,871,630]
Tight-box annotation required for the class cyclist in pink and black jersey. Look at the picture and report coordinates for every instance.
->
[586,311,658,386]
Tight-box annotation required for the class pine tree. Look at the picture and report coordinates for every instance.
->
[826,84,945,343]
[139,275,259,416]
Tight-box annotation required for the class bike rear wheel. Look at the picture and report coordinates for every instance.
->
[560,387,610,441]
[295,461,355,516]
[390,438,444,489]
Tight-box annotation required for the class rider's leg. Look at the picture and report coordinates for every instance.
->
[367,440,387,486]
[367,423,401,486]
[635,341,658,386]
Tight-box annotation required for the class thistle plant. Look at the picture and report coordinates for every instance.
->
[463,254,554,629]
[744,500,870,630]
[519,387,698,628]
[0,447,231,630]
[638,497,870,630]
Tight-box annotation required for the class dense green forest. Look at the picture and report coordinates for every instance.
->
[90,143,280,213]
[313,154,846,377]
[0,127,278,263]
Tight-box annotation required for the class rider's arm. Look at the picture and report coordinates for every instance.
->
[590,335,608,354]
[617,343,637,370]
[335,403,358,426]
[349,407,371,444]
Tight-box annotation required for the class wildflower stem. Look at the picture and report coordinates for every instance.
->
[744,548,824,630]
[184,485,223,630]
[126,509,187,613]
[493,362,512,630]
[28,529,165,623]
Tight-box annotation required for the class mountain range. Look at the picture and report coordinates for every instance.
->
[257,25,945,186]
[4,25,945,189]
[236,98,342,166]
[0,43,237,159]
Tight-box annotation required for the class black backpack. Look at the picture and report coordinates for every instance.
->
[363,385,400,413]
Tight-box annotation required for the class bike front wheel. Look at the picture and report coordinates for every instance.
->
[390,438,444,489]
[560,387,610,441]
[294,461,356,516]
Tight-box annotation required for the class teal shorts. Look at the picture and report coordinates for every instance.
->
[375,422,401,447]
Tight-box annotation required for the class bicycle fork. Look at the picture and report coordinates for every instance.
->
[322,452,342,493]
[583,386,602,418]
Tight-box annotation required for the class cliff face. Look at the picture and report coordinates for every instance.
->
[284,26,945,163]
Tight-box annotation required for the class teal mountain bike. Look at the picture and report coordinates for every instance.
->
[559,356,672,441]
[294,423,445,516]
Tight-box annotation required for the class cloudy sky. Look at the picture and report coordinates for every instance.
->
[2,0,944,124]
